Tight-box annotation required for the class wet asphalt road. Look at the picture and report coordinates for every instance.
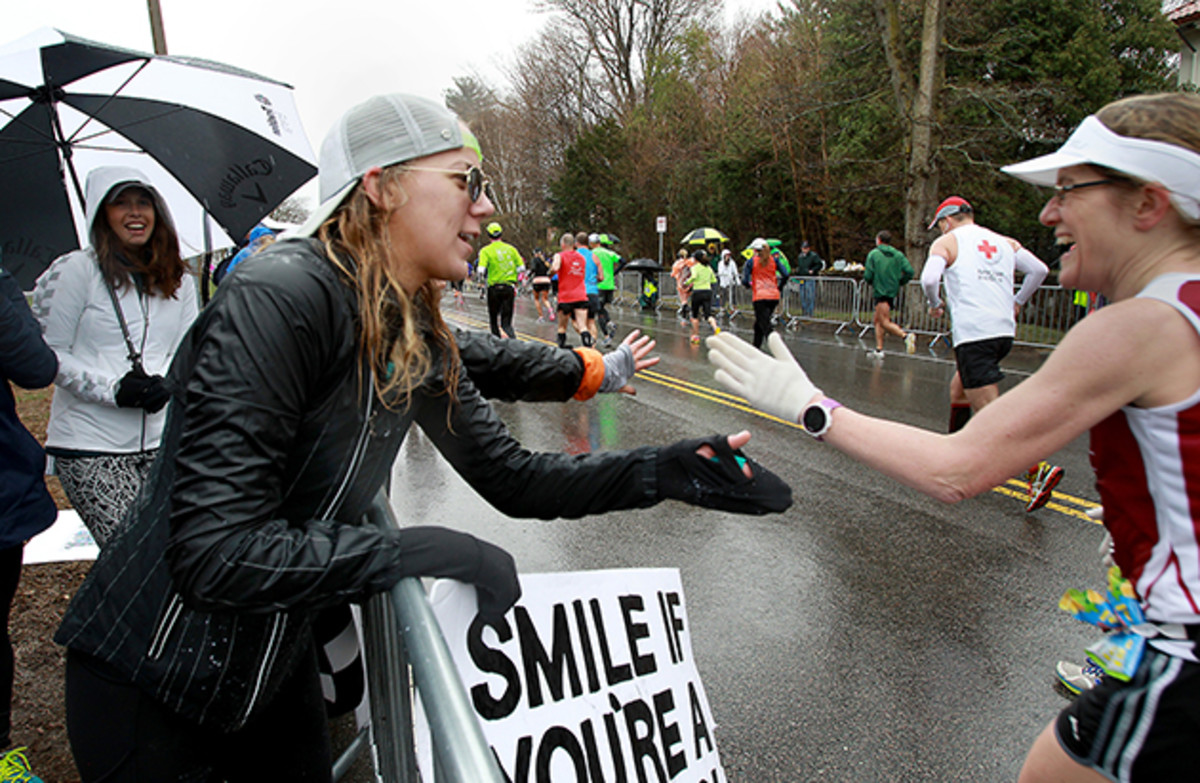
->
[392,291,1104,782]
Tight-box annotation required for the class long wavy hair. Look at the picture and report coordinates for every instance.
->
[318,165,460,409]
[93,186,187,298]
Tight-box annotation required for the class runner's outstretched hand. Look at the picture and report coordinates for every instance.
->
[656,431,792,514]
[706,332,820,424]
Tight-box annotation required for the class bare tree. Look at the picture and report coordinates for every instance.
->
[535,0,721,114]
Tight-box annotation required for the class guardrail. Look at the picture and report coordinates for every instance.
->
[781,276,858,335]
[608,272,1077,352]
[340,493,505,783]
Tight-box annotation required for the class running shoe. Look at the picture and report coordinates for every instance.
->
[1055,660,1103,695]
[1026,462,1064,513]
[905,333,916,354]
[0,748,43,783]
[867,348,884,359]
[690,335,701,344]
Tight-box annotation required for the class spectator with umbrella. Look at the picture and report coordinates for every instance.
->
[31,166,198,547]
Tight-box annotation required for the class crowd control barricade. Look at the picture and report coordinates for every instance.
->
[782,276,857,334]
[1012,283,1072,349]
[339,492,505,783]
[857,280,1071,353]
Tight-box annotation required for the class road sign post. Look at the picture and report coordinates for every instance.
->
[656,216,667,267]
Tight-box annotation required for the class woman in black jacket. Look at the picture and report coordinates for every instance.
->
[0,265,57,770]
[57,94,790,781]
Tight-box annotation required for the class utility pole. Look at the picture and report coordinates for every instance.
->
[146,0,168,54]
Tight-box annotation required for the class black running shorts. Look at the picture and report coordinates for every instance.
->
[953,335,1012,389]
[557,299,588,315]
[1056,647,1200,781]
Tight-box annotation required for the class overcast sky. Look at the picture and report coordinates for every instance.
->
[7,0,783,182]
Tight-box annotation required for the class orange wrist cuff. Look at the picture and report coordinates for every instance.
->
[573,347,606,400]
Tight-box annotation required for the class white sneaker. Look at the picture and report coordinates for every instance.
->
[905,333,916,354]
[867,348,884,359]
[1056,660,1103,695]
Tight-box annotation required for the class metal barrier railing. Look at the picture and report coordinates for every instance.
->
[607,271,1075,351]
[841,278,1072,352]
[781,276,858,335]
[342,492,505,783]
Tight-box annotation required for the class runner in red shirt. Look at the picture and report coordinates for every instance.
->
[550,232,592,347]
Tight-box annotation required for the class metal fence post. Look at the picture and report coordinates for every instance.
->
[361,492,505,783]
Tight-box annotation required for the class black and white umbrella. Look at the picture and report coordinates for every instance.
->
[0,28,317,288]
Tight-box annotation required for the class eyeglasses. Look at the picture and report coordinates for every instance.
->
[399,165,494,203]
[1051,178,1124,203]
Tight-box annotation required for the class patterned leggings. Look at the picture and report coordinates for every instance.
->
[54,451,158,547]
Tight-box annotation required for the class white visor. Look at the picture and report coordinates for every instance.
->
[1001,115,1200,222]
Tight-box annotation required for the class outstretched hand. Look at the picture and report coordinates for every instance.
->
[706,332,820,424]
[655,431,792,514]
[696,430,753,478]
[600,329,659,395]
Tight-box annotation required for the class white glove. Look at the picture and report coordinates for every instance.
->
[706,332,821,424]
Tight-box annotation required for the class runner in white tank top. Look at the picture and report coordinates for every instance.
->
[921,198,1060,513]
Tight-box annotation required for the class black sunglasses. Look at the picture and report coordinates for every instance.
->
[1051,178,1126,203]
[401,165,494,203]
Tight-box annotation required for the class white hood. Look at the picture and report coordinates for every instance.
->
[83,165,177,249]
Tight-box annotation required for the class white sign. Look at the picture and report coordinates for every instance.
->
[421,569,725,783]
[25,510,98,565]
[656,216,668,234]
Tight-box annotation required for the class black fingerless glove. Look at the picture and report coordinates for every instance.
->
[655,434,793,514]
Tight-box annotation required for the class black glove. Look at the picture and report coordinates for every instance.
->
[655,434,793,514]
[115,368,171,412]
[138,375,172,413]
[471,537,521,624]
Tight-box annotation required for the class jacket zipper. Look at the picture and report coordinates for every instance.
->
[234,369,377,726]
[147,592,183,660]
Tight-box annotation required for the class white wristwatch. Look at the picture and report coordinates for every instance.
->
[801,398,842,439]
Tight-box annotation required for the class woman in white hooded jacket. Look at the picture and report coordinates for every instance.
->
[32,166,198,546]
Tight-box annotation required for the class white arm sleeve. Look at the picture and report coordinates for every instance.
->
[1013,247,1049,306]
[921,254,947,308]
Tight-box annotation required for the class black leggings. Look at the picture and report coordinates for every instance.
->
[752,298,779,348]
[66,643,332,782]
[487,283,516,338]
[0,545,21,746]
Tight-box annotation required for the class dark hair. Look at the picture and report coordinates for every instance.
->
[93,187,187,298]
[691,249,708,262]
[876,230,892,244]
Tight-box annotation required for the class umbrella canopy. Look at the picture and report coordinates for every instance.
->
[742,238,783,258]
[0,28,316,288]
[680,227,729,246]
[620,258,664,273]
